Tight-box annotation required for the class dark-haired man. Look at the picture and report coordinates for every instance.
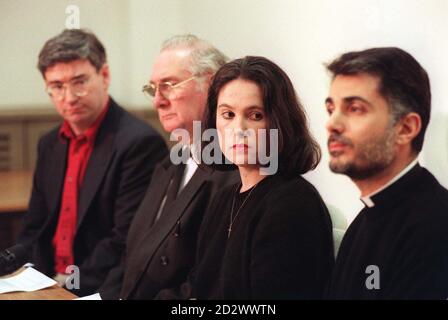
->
[325,47,448,299]
[0,29,167,296]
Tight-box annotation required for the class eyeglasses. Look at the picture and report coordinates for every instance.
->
[142,76,197,100]
[46,77,90,101]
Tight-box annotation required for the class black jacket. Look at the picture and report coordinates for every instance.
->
[158,174,334,300]
[326,164,448,299]
[99,157,239,299]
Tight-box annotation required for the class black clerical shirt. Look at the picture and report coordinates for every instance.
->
[326,164,448,300]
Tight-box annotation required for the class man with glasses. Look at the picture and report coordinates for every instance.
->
[99,34,239,300]
[0,29,167,296]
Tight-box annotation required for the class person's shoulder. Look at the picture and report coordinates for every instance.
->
[253,176,330,236]
[421,168,448,206]
[395,168,448,242]
[265,175,324,203]
[259,175,329,221]
[37,124,62,148]
[106,103,166,155]
[408,167,448,218]
[109,99,163,139]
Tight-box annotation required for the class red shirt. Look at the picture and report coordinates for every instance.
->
[52,103,109,274]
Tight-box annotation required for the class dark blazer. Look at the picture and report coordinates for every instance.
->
[99,157,239,299]
[157,174,335,300]
[7,98,168,296]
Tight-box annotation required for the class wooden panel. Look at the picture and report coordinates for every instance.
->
[0,170,33,248]
[0,170,33,213]
[0,123,24,170]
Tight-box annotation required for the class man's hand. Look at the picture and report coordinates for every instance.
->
[0,250,20,276]
[53,273,69,288]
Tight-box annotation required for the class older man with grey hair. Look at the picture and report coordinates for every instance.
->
[99,34,239,300]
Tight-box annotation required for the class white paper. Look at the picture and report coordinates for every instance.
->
[74,293,102,300]
[0,267,57,294]
[22,263,35,268]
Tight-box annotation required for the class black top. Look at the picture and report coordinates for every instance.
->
[326,164,448,299]
[192,174,334,299]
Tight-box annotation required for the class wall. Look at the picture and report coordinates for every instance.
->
[177,0,448,223]
[0,0,131,108]
[127,0,184,107]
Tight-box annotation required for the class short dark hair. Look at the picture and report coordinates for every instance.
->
[327,47,431,153]
[203,56,321,176]
[38,29,107,76]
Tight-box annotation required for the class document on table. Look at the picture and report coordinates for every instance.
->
[0,267,57,294]
[74,293,102,300]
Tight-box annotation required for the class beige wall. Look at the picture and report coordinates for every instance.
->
[0,0,130,108]
[1,0,447,223]
[127,0,184,107]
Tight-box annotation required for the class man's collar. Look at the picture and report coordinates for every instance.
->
[360,158,419,208]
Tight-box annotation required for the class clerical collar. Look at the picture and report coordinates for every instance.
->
[360,158,419,208]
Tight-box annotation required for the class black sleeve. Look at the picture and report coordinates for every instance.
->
[98,254,125,300]
[76,133,168,295]
[383,217,448,299]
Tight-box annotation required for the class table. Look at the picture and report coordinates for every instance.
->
[0,268,77,300]
[0,170,33,249]
[0,285,77,300]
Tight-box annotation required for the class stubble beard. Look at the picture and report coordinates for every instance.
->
[329,128,397,180]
